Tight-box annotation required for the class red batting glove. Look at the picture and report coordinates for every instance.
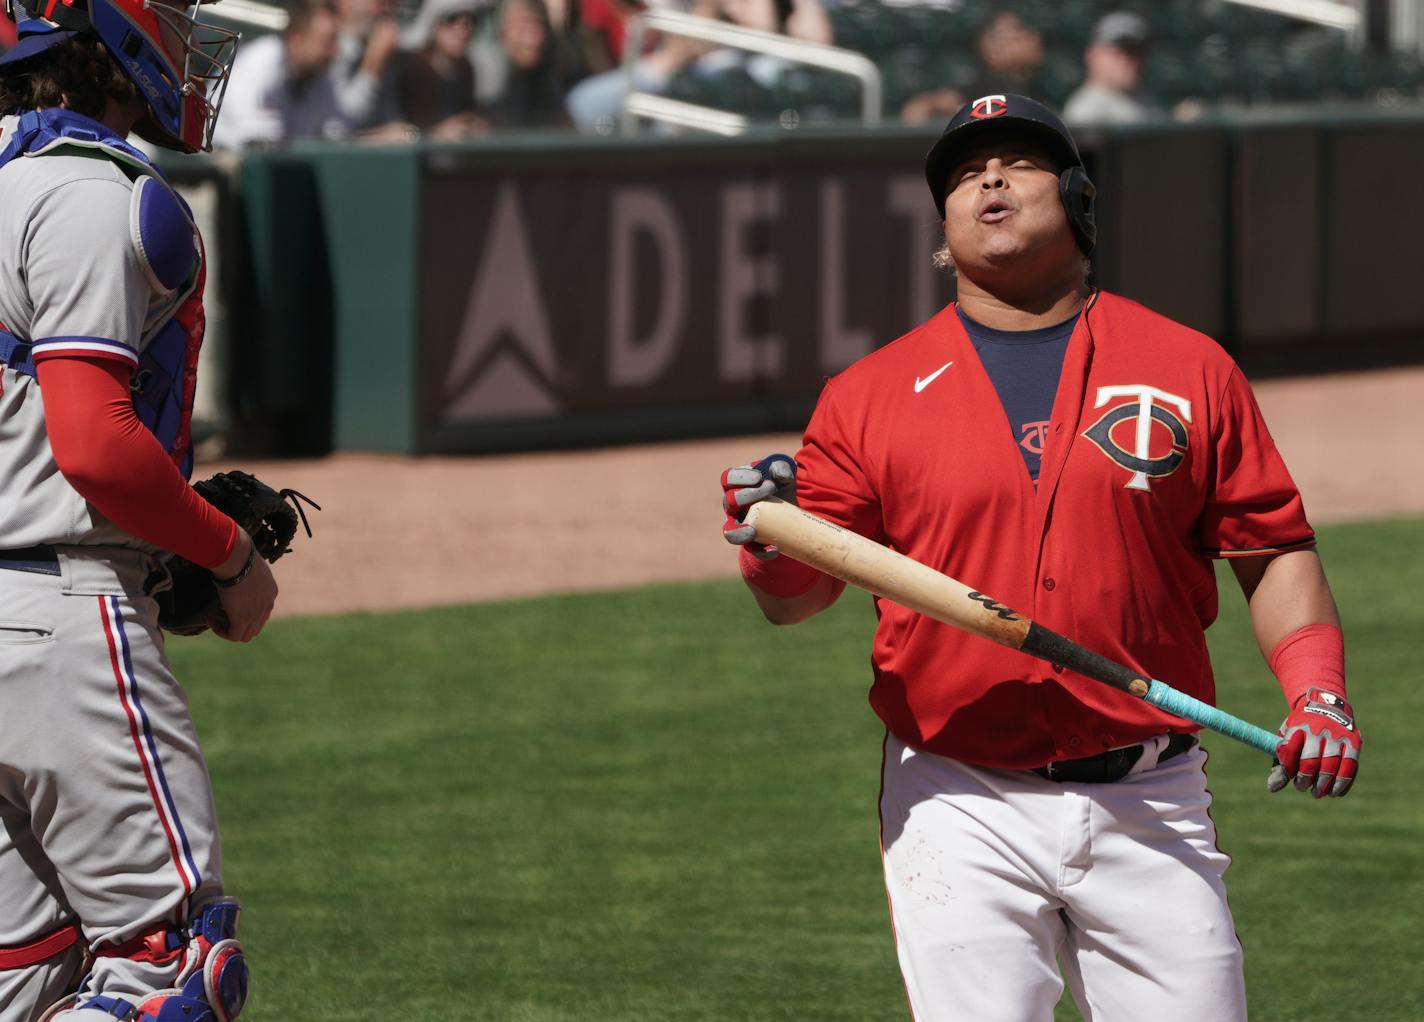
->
[1269,688,1361,799]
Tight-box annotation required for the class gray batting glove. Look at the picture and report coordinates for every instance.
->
[720,454,798,560]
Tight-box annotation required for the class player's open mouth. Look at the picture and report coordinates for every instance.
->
[979,198,1015,223]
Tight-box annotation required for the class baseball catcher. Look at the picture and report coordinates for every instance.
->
[0,0,281,1017]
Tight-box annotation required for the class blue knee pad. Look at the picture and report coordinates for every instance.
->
[69,898,249,1022]
[77,991,221,1021]
[169,897,249,1022]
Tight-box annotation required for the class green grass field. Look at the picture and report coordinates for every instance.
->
[175,517,1424,1021]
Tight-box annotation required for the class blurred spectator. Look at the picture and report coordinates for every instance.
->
[900,87,962,124]
[698,0,832,85]
[471,0,600,107]
[566,0,831,133]
[0,17,16,53]
[565,0,705,132]
[1063,11,1167,126]
[485,0,576,128]
[331,0,407,131]
[213,0,351,148]
[734,0,831,43]
[900,9,1041,125]
[578,0,644,71]
[544,0,609,76]
[963,10,1044,99]
[397,0,489,137]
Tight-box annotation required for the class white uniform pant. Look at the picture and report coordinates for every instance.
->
[879,733,1247,1022]
[0,557,223,1021]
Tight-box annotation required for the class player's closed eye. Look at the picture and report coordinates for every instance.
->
[956,156,1039,185]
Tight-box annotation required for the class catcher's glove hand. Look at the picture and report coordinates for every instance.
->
[157,471,320,636]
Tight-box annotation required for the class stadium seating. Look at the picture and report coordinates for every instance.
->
[199,0,1424,131]
[733,0,1424,125]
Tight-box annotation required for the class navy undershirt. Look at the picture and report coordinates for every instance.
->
[956,307,1080,482]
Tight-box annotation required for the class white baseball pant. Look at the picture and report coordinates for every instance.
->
[0,550,224,1021]
[879,733,1248,1021]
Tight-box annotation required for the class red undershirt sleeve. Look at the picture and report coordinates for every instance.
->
[35,355,237,569]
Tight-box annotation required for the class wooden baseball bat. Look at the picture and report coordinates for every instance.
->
[742,498,1282,757]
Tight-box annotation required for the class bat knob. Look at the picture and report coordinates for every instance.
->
[755,454,797,484]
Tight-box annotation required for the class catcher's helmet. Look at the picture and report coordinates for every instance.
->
[924,93,1097,254]
[0,0,238,152]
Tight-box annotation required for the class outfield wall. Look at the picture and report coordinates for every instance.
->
[186,113,1424,455]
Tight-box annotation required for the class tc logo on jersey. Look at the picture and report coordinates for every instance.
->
[970,95,1008,119]
[1083,385,1193,491]
[1019,420,1050,456]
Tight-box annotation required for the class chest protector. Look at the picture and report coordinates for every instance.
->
[0,109,205,479]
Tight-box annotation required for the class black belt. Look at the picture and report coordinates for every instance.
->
[1031,733,1197,784]
[0,545,60,576]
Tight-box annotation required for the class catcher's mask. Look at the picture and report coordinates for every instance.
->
[1,0,239,153]
[924,93,1098,255]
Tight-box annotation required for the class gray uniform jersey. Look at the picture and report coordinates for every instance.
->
[0,114,189,550]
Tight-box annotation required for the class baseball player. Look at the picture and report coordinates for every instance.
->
[0,4,267,1020]
[720,94,1361,1021]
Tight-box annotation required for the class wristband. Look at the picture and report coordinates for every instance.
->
[1268,623,1345,708]
[740,545,821,598]
[214,545,257,589]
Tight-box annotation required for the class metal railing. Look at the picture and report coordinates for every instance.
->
[1393,0,1424,57]
[209,0,288,30]
[620,8,882,136]
[1221,0,1360,31]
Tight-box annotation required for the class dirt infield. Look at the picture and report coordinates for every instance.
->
[230,366,1424,619]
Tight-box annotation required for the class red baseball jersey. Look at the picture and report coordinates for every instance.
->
[795,290,1314,769]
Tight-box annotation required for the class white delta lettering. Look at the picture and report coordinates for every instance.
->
[718,181,783,382]
[607,186,688,387]
[451,174,960,411]
[818,178,871,373]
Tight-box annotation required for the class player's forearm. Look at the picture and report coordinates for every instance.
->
[1233,549,1341,659]
[36,357,238,569]
[746,574,841,624]
[741,550,843,624]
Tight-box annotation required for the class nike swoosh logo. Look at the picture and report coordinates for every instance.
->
[914,361,954,393]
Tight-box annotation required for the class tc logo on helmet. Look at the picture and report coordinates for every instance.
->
[970,95,1009,119]
[1082,385,1193,491]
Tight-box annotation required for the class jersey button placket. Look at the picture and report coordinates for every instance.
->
[1043,577,1056,591]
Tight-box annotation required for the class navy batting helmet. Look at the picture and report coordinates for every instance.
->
[924,93,1097,254]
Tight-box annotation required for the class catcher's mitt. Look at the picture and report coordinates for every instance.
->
[156,471,319,636]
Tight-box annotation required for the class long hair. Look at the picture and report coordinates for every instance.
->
[0,35,137,118]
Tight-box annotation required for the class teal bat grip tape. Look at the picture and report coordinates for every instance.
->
[1145,680,1282,756]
